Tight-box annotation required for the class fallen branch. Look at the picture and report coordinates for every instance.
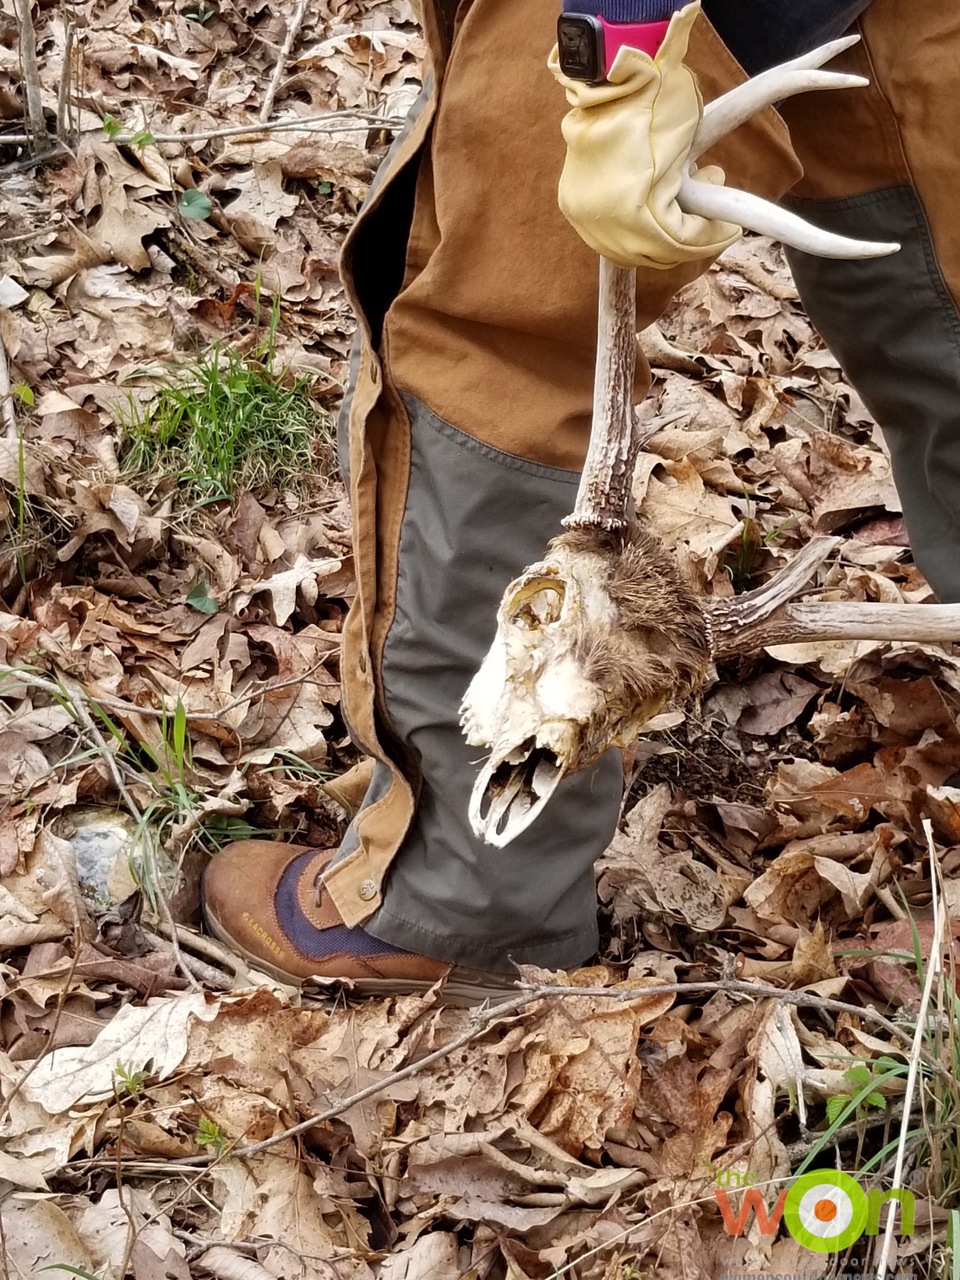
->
[55,21,75,143]
[0,661,334,723]
[149,933,235,991]
[152,921,250,986]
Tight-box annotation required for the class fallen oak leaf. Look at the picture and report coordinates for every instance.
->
[231,554,342,626]
[1,833,90,949]
[73,1186,190,1280]
[21,990,219,1111]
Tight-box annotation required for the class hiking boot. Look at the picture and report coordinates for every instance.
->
[202,840,518,1007]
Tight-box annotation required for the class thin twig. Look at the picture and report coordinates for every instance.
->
[114,1094,140,1280]
[1,108,401,148]
[530,980,944,1072]
[56,22,75,143]
[0,1199,11,1280]
[151,932,231,990]
[784,1102,907,1163]
[259,0,309,123]
[163,975,945,1170]
[142,842,201,994]
[0,661,335,723]
[60,675,143,817]
[875,820,944,1280]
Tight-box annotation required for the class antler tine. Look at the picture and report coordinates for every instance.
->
[680,33,900,259]
[679,177,900,259]
[692,35,862,161]
[691,67,867,162]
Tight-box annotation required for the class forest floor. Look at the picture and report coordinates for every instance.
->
[0,1,957,1278]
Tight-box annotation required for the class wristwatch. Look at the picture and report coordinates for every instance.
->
[557,0,681,83]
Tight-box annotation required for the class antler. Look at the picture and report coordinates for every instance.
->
[709,538,960,658]
[680,36,899,260]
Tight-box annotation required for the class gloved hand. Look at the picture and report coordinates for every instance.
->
[549,2,738,269]
[549,1,899,269]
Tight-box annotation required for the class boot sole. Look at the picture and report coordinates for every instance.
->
[203,905,519,1009]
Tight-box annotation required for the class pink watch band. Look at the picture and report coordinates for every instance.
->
[600,16,671,69]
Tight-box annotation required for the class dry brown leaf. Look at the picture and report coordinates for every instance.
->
[638,455,741,556]
[1,1196,94,1277]
[72,1188,190,1280]
[22,991,219,1112]
[232,554,342,626]
[708,669,820,737]
[0,832,88,948]
[599,786,727,935]
[377,1233,461,1280]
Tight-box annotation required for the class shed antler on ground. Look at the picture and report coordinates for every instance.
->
[461,38,960,848]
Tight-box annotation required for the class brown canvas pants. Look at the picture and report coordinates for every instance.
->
[322,0,960,969]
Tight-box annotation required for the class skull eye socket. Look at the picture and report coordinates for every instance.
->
[506,581,565,630]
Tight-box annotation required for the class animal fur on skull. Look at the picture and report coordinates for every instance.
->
[462,525,709,847]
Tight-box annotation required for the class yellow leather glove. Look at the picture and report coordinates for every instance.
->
[548,0,740,270]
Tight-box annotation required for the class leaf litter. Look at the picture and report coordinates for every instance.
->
[0,3,958,1278]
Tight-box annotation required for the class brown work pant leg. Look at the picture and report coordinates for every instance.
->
[323,0,798,966]
[780,0,960,602]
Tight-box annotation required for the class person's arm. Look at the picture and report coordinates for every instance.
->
[703,0,876,75]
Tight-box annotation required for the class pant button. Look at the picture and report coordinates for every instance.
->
[358,879,377,901]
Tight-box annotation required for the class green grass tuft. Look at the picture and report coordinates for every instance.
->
[121,341,331,508]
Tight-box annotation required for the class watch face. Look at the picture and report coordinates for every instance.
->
[557,13,604,82]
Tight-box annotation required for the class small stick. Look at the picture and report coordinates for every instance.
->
[0,661,334,722]
[56,22,75,143]
[259,0,309,123]
[149,933,234,990]
[152,920,250,983]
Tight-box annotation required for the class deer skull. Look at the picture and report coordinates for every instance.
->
[462,525,709,846]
